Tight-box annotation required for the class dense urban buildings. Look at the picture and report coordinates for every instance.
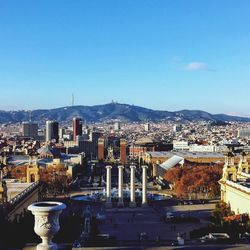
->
[1,118,250,249]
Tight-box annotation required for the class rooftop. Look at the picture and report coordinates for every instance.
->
[160,155,184,171]
[134,137,159,145]
[145,151,224,159]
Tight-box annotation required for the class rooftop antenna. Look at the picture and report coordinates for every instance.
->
[72,93,75,106]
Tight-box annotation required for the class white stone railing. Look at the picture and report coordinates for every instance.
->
[240,172,250,178]
[226,180,250,194]
[8,181,40,206]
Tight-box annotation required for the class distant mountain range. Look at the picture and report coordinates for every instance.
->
[0,103,250,123]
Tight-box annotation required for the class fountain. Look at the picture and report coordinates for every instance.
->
[71,188,171,203]
[71,164,171,206]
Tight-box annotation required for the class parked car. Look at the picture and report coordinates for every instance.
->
[165,212,175,221]
[200,233,230,243]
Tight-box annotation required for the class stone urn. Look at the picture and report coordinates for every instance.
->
[28,201,66,250]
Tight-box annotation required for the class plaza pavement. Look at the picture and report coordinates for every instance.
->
[98,206,208,242]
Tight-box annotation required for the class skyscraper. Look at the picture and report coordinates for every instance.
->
[22,122,38,139]
[59,128,65,141]
[144,123,150,132]
[45,121,59,142]
[114,122,120,131]
[73,117,82,141]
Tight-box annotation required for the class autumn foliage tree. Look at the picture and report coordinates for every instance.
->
[164,164,223,199]
[10,165,27,180]
[39,164,72,197]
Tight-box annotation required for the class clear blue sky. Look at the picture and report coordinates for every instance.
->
[0,1,250,116]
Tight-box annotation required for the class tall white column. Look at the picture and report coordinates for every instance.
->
[106,165,112,208]
[142,165,148,207]
[129,165,136,208]
[118,165,124,207]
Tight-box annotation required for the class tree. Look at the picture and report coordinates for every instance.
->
[212,201,233,224]
[39,164,72,197]
[10,165,27,180]
[163,164,223,199]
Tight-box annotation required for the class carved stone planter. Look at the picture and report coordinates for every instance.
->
[28,201,66,250]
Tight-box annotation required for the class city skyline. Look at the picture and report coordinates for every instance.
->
[0,1,250,116]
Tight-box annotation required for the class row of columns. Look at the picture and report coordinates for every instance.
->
[106,165,148,208]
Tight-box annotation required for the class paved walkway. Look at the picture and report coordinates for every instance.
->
[98,207,204,242]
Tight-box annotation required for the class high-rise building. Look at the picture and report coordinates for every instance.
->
[45,121,59,142]
[114,122,120,131]
[144,123,150,132]
[59,128,65,141]
[98,138,105,161]
[75,131,103,158]
[90,131,103,144]
[73,117,82,141]
[22,122,38,139]
[51,121,59,142]
[45,121,51,142]
[120,139,126,165]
